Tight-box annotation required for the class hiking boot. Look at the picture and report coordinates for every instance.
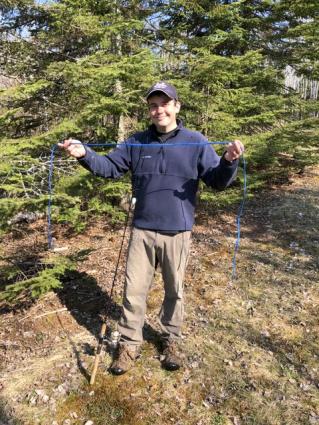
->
[109,344,140,375]
[162,339,184,371]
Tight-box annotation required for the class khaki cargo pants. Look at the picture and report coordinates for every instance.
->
[118,227,191,345]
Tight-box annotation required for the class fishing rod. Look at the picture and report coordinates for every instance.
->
[90,196,136,385]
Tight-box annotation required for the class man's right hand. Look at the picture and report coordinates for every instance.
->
[58,139,86,158]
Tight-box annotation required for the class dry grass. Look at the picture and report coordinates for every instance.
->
[1,167,318,425]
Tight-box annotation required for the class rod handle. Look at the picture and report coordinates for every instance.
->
[90,322,107,386]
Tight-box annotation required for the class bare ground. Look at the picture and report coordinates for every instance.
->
[0,166,318,425]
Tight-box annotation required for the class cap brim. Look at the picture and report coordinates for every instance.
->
[146,89,175,100]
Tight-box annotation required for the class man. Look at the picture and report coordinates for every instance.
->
[59,81,244,375]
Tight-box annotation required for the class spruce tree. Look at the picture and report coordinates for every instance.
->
[0,0,158,232]
[154,0,318,181]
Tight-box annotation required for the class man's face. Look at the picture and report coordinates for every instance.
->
[147,93,181,132]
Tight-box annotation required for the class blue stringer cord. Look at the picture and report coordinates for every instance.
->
[231,154,247,280]
[47,141,247,279]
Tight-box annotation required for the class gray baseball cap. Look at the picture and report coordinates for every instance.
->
[146,81,178,100]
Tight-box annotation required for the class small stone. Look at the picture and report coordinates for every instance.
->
[300,383,311,391]
[29,396,37,405]
[263,390,272,397]
[41,395,49,403]
[276,394,286,401]
[57,384,67,394]
[84,421,94,425]
[52,246,69,253]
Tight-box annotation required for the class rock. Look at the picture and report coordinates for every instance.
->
[42,395,50,403]
[8,211,44,225]
[262,389,270,399]
[84,421,94,425]
[56,384,67,395]
[23,331,35,338]
[300,383,311,391]
[29,396,37,406]
[52,246,69,253]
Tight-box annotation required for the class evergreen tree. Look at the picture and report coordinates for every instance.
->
[154,0,318,181]
[0,0,158,233]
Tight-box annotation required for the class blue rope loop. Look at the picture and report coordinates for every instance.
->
[47,141,247,279]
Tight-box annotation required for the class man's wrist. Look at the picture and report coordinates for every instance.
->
[77,145,88,160]
[223,152,233,163]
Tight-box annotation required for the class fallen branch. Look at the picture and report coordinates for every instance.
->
[32,307,69,320]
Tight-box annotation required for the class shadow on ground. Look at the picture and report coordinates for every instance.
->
[56,269,122,337]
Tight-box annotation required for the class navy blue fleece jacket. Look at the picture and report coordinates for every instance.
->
[78,121,238,231]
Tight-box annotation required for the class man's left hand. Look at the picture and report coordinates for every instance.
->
[224,139,244,162]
